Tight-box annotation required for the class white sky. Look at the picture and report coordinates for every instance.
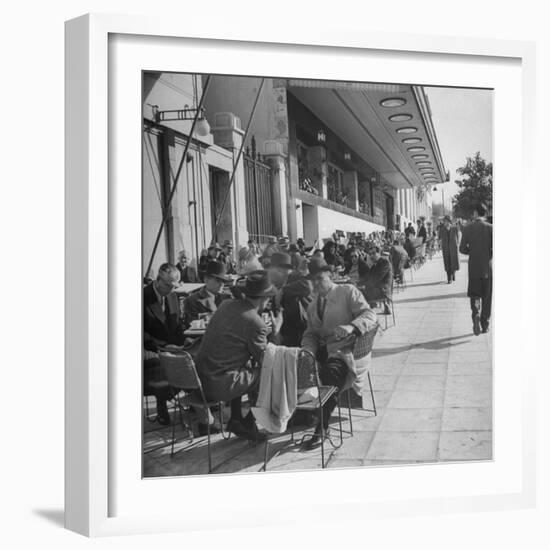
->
[424,86,493,211]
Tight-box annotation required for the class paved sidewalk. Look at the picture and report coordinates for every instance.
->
[143,252,492,476]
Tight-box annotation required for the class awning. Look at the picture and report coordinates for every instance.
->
[288,83,446,189]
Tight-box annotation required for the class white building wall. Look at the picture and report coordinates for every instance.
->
[315,206,385,242]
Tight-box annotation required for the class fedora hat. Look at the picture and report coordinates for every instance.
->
[242,270,277,297]
[208,242,222,251]
[443,215,452,223]
[288,243,299,253]
[269,252,293,270]
[222,239,234,248]
[204,260,231,282]
[306,257,333,279]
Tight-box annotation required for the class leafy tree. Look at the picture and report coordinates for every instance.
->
[452,152,492,219]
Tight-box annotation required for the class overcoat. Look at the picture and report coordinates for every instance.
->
[439,225,461,274]
[459,219,493,279]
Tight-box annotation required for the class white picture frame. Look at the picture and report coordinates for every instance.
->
[65,13,537,537]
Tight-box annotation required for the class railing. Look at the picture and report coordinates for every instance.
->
[243,136,276,240]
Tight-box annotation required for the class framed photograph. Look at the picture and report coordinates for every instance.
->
[65,13,536,536]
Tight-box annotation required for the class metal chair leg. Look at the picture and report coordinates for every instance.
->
[170,400,177,456]
[263,438,269,472]
[320,417,326,469]
[206,421,212,473]
[346,389,353,436]
[367,371,377,416]
[337,400,343,447]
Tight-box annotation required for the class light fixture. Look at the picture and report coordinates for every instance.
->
[317,129,327,143]
[396,127,418,134]
[411,154,429,159]
[402,137,422,144]
[423,173,436,177]
[407,146,425,152]
[389,113,413,122]
[152,104,211,136]
[416,161,432,166]
[344,152,352,161]
[380,97,406,107]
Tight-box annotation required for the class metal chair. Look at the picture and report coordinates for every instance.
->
[340,324,379,437]
[159,349,228,473]
[263,349,343,471]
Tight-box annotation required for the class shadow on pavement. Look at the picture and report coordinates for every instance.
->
[394,292,467,304]
[373,334,473,356]
[404,281,447,289]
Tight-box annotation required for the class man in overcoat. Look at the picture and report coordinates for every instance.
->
[459,204,493,335]
[439,215,460,283]
[143,263,186,424]
[196,270,283,441]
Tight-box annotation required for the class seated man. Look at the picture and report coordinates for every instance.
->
[183,260,232,329]
[218,240,237,275]
[361,244,393,314]
[143,263,186,425]
[404,235,416,265]
[343,247,369,284]
[196,270,283,441]
[198,242,222,281]
[175,250,198,283]
[301,258,377,449]
[389,239,409,283]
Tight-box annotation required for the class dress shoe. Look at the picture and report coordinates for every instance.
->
[302,425,326,451]
[481,324,489,334]
[473,315,481,336]
[226,417,266,442]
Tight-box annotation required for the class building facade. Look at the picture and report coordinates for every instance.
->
[142,73,445,276]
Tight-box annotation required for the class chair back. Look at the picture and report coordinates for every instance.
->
[159,350,201,390]
[296,349,319,390]
[353,324,379,360]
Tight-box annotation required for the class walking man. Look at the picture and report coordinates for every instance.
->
[459,204,493,335]
[439,215,460,283]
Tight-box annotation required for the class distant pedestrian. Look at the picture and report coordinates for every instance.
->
[439,215,460,283]
[404,222,416,238]
[459,204,493,335]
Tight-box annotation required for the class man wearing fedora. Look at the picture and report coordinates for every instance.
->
[219,239,237,275]
[198,242,222,281]
[439,215,460,284]
[301,258,377,449]
[196,270,283,441]
[460,203,493,335]
[183,260,232,328]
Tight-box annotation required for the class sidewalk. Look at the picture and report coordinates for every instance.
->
[143,252,492,476]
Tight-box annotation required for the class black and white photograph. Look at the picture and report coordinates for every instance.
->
[141,72,493,476]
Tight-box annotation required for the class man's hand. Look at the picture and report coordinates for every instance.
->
[270,309,284,335]
[334,324,355,340]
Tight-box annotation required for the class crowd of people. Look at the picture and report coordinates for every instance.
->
[143,209,492,451]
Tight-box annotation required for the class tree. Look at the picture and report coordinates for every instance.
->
[452,152,492,219]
